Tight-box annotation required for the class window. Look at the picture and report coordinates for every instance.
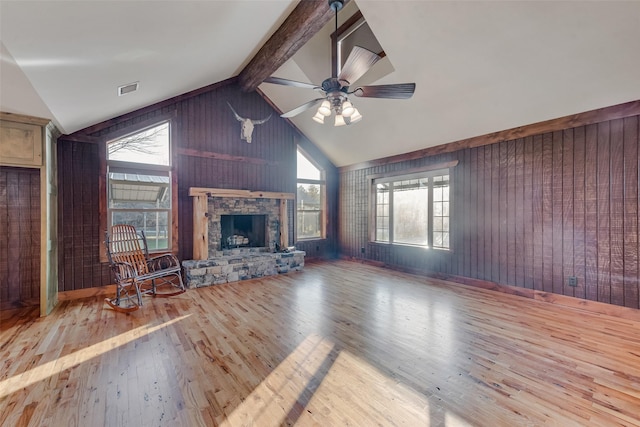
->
[106,121,172,252]
[297,148,326,240]
[373,170,450,250]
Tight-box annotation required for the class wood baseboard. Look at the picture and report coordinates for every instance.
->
[340,256,640,322]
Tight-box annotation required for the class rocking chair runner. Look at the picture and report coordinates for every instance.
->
[105,224,185,312]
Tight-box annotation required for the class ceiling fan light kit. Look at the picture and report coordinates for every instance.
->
[264,0,415,127]
[318,100,332,116]
[341,101,354,117]
[312,111,325,124]
[349,108,362,123]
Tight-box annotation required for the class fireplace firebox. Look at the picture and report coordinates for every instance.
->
[220,214,267,248]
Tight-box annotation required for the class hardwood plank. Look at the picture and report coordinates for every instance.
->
[7,171,22,306]
[499,141,508,284]
[2,261,640,426]
[460,149,470,276]
[476,146,486,281]
[514,139,524,287]
[541,133,554,293]
[573,126,587,299]
[491,143,500,283]
[470,147,479,277]
[506,140,516,286]
[584,124,599,301]
[609,119,625,306]
[532,135,544,291]
[523,136,534,289]
[552,131,564,295]
[59,141,74,292]
[622,116,639,309]
[597,121,611,303]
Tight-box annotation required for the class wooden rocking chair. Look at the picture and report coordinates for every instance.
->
[104,224,185,312]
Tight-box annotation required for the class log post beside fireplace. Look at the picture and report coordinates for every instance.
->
[192,193,208,260]
[188,187,295,260]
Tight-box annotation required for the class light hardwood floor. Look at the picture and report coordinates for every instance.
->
[1,260,640,426]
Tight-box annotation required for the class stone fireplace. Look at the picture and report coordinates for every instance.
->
[208,197,280,255]
[183,188,305,288]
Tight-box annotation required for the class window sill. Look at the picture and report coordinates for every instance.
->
[369,241,451,252]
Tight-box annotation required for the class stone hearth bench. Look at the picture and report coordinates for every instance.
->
[182,250,305,288]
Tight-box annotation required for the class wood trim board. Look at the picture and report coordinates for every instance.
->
[340,100,640,172]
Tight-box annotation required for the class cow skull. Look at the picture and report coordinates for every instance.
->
[227,102,271,143]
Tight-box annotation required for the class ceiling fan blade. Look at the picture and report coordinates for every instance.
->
[263,77,320,90]
[352,83,416,99]
[280,98,325,118]
[338,46,381,86]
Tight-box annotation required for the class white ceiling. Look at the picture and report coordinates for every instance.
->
[2,1,640,167]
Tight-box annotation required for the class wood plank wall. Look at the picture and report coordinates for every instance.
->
[56,80,338,291]
[339,114,640,308]
[57,141,112,292]
[0,167,41,308]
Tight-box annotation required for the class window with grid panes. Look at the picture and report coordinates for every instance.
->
[373,170,450,249]
[106,121,172,252]
[296,148,326,240]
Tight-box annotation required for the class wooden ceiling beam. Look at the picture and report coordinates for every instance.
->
[238,0,349,92]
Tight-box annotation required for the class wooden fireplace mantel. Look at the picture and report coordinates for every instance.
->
[189,187,295,260]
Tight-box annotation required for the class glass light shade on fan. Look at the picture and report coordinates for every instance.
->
[349,108,362,123]
[312,111,325,124]
[318,100,332,116]
[341,100,355,117]
[334,114,347,126]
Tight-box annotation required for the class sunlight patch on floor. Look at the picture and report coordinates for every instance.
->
[446,411,474,427]
[0,314,191,398]
[300,348,432,425]
[221,333,335,426]
[222,333,448,425]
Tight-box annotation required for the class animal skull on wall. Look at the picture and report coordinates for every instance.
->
[227,102,271,143]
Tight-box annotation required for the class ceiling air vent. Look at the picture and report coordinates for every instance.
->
[118,82,139,96]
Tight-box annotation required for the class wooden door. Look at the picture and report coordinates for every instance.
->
[0,166,41,309]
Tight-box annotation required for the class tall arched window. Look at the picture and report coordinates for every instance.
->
[297,148,326,240]
[106,121,172,252]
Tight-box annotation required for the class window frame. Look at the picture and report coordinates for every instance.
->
[332,10,386,78]
[99,114,178,262]
[296,147,326,241]
[368,161,458,251]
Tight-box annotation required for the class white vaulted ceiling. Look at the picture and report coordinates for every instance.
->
[2,1,639,167]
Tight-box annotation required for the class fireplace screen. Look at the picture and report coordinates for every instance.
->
[220,214,267,248]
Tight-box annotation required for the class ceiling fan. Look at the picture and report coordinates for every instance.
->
[263,0,416,126]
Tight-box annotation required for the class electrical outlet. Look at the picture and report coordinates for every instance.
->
[567,276,578,287]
